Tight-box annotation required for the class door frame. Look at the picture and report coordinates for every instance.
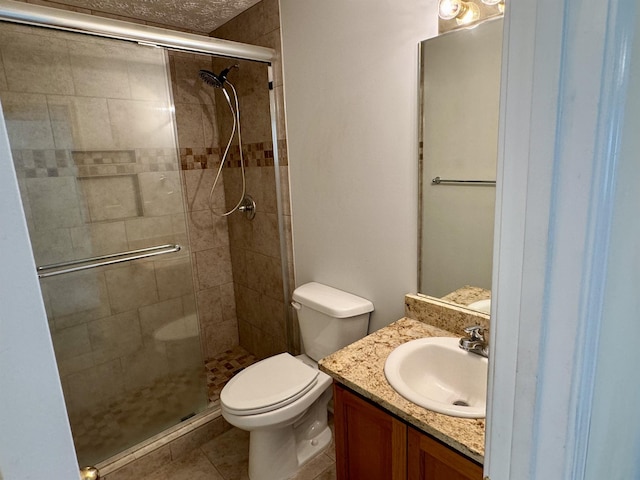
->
[486,0,636,478]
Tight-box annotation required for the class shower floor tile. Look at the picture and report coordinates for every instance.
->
[205,345,257,404]
[100,346,335,480]
[72,346,256,467]
[71,369,207,466]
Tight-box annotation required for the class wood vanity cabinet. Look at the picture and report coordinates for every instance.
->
[333,383,483,480]
[407,427,483,480]
[334,382,407,480]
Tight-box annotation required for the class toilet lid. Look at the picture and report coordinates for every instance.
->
[221,353,319,415]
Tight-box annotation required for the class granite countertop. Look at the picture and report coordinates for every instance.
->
[319,317,485,464]
[441,285,491,307]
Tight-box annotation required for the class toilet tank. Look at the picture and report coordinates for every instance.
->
[292,282,374,362]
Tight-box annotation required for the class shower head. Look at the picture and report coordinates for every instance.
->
[199,64,239,88]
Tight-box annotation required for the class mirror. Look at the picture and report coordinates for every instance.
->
[418,18,503,314]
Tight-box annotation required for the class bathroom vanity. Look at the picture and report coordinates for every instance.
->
[319,315,485,480]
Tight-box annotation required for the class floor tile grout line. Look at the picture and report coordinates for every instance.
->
[198,444,228,480]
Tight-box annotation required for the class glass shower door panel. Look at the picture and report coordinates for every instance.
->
[0,23,207,466]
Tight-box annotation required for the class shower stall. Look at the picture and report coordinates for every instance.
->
[0,1,291,470]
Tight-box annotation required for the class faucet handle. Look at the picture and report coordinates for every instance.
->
[463,325,486,341]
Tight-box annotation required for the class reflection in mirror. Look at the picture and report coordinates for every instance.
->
[418,18,503,314]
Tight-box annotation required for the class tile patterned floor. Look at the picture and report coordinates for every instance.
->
[149,348,336,479]
[205,346,257,404]
[75,346,335,478]
[72,368,208,466]
[72,346,256,466]
[146,422,337,480]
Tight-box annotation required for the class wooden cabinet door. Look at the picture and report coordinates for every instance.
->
[334,383,407,480]
[407,427,483,480]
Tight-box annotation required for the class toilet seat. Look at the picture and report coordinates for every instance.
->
[221,353,319,416]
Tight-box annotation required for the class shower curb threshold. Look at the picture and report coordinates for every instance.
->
[95,405,222,476]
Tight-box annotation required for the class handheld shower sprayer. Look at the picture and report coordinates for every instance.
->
[198,64,252,218]
[198,64,239,89]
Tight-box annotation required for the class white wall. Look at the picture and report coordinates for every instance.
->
[280,0,438,332]
[0,102,79,479]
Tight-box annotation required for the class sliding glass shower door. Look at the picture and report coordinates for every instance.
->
[0,22,207,465]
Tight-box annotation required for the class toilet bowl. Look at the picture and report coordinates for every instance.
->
[221,353,333,480]
[220,282,374,480]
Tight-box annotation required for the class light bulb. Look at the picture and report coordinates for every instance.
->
[438,0,463,20]
[438,0,481,25]
[482,0,506,13]
[456,2,480,25]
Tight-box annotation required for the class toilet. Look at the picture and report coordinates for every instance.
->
[220,282,374,480]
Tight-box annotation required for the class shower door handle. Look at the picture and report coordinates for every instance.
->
[36,243,182,278]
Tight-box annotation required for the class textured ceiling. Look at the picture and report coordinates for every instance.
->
[60,0,262,33]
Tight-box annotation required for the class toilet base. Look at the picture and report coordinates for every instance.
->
[247,388,332,480]
[296,425,331,468]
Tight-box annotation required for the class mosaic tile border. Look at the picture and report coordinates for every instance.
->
[11,148,180,178]
[180,140,288,170]
[11,149,77,178]
[72,150,136,166]
[227,142,274,167]
[179,147,221,170]
[11,141,288,178]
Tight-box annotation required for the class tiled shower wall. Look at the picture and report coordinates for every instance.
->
[1,0,295,466]
[0,24,205,422]
[5,0,295,363]
[212,0,295,359]
[168,51,240,360]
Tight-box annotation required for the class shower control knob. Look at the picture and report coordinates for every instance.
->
[238,195,256,220]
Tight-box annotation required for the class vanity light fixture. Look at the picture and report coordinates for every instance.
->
[438,0,480,25]
[481,0,506,13]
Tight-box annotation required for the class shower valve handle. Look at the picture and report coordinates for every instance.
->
[238,195,256,220]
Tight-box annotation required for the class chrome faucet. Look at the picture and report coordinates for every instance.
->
[459,326,489,358]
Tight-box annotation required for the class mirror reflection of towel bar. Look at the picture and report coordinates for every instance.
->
[36,244,181,278]
[431,176,496,186]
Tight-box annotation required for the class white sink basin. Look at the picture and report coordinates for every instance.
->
[384,337,488,418]
[468,299,491,314]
